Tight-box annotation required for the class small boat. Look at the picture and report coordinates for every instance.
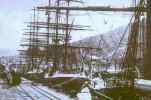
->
[47,72,90,97]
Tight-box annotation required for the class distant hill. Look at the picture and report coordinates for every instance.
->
[72,25,129,59]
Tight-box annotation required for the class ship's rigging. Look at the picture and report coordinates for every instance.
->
[18,0,151,89]
[0,0,151,99]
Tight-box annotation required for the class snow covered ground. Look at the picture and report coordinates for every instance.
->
[0,78,74,100]
[0,77,106,100]
[91,77,105,90]
[2,76,151,100]
[0,85,23,100]
[77,87,92,100]
[51,72,86,78]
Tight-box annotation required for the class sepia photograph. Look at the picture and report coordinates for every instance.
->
[0,0,150,100]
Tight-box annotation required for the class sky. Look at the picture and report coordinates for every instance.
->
[0,0,133,53]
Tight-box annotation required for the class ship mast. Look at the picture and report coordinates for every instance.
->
[121,0,151,85]
[144,0,151,80]
[20,0,151,81]
[21,0,90,73]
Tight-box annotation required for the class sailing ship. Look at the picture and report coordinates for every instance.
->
[18,0,151,99]
[19,0,97,98]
